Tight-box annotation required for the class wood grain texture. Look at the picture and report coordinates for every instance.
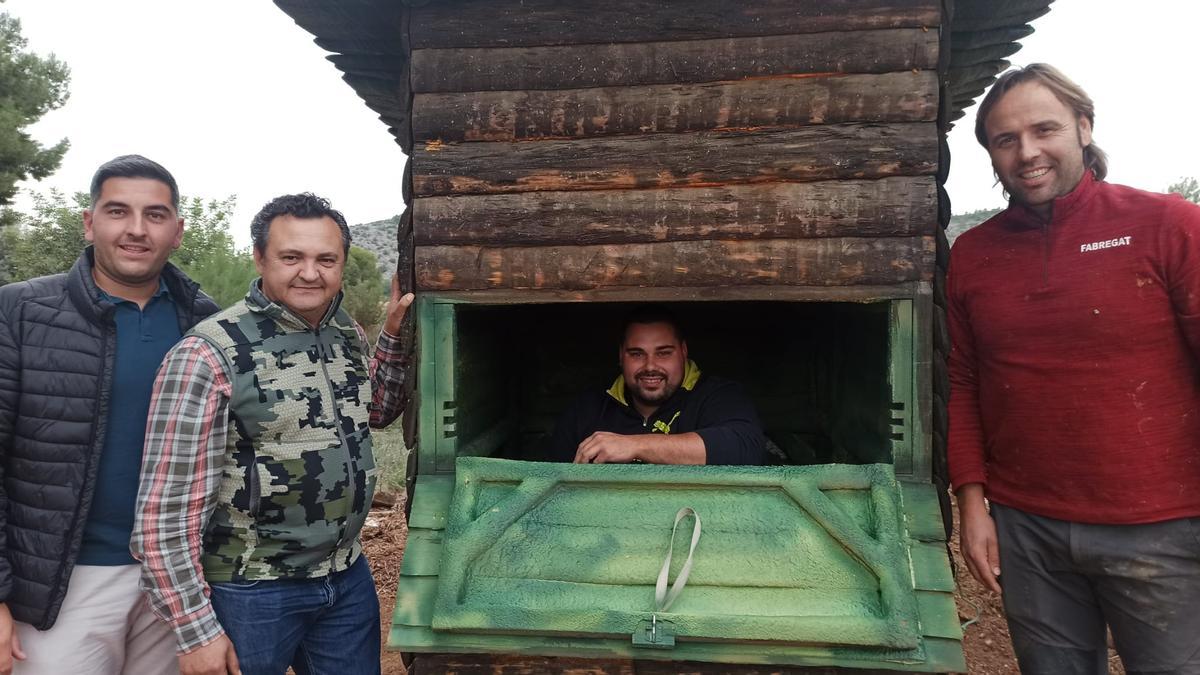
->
[414,177,937,246]
[411,29,938,93]
[413,71,937,142]
[415,237,935,291]
[413,122,938,197]
[409,0,940,49]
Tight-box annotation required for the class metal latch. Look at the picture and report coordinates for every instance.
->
[632,614,675,649]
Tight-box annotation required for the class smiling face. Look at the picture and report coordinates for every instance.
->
[83,177,183,298]
[983,81,1092,220]
[620,321,688,417]
[253,214,345,326]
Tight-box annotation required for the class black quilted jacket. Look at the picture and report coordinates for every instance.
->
[0,248,218,629]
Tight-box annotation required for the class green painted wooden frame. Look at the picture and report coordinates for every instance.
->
[432,458,920,649]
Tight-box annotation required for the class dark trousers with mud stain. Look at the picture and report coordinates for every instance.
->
[992,503,1200,675]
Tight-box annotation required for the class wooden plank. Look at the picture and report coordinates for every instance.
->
[915,591,963,640]
[415,237,935,291]
[411,30,938,93]
[408,474,456,530]
[409,0,941,49]
[414,71,936,143]
[410,653,907,674]
[413,122,938,197]
[411,284,922,306]
[899,480,946,542]
[399,529,444,577]
[392,574,439,627]
[910,541,955,592]
[415,177,936,246]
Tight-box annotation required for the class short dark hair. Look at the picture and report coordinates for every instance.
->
[250,193,352,255]
[975,63,1108,181]
[89,154,180,210]
[620,304,685,346]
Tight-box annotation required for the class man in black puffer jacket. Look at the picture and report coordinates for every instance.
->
[0,155,218,675]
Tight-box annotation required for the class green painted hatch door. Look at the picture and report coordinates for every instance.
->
[393,457,964,671]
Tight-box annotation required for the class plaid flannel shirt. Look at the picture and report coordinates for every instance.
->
[131,327,411,654]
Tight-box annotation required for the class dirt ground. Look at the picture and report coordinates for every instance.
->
[363,499,1126,674]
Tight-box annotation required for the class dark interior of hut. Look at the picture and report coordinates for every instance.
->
[442,301,896,467]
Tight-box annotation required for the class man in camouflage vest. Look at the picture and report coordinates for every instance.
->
[132,193,414,675]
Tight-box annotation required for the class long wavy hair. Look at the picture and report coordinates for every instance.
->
[974,63,1108,181]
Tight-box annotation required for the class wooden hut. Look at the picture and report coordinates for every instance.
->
[273,1,1053,671]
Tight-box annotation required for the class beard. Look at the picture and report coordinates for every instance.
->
[626,370,679,408]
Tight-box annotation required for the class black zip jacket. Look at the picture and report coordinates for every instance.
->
[0,248,218,629]
[545,363,766,465]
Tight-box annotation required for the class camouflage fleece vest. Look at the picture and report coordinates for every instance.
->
[189,283,377,582]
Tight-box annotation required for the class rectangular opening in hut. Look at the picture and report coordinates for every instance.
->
[415,297,922,478]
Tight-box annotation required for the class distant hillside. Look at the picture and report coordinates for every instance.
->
[947,207,1002,247]
[350,216,400,279]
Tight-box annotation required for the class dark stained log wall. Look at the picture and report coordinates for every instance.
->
[410,29,938,93]
[414,123,937,197]
[416,237,936,291]
[409,0,941,48]
[415,178,937,246]
[400,0,945,294]
[414,71,938,143]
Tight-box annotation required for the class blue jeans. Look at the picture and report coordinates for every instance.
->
[209,555,381,675]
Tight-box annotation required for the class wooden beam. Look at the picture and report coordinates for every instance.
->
[413,122,937,197]
[411,29,938,93]
[414,237,935,291]
[414,177,937,246]
[409,0,941,49]
[413,71,937,142]
[404,284,922,306]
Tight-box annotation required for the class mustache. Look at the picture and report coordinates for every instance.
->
[635,370,668,380]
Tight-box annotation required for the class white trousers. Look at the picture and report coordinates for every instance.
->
[14,564,177,675]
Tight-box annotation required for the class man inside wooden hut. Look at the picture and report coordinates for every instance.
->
[544,305,766,465]
[949,63,1200,673]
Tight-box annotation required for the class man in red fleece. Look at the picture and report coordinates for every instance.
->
[949,63,1200,674]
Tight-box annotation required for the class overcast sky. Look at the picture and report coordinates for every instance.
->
[7,1,1200,246]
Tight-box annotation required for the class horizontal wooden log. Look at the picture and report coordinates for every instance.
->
[411,29,938,93]
[413,122,938,197]
[409,0,940,49]
[414,177,937,246]
[414,71,937,142]
[414,237,935,291]
[414,283,923,306]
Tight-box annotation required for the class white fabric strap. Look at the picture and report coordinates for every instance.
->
[654,507,702,613]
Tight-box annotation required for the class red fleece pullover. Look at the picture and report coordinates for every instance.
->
[948,172,1200,524]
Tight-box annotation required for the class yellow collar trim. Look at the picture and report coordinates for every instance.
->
[607,359,701,405]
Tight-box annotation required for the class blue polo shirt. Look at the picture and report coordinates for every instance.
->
[78,280,182,566]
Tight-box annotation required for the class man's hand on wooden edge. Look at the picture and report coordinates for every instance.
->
[382,274,415,336]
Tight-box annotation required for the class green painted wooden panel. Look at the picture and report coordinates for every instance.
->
[399,529,444,577]
[915,591,963,641]
[889,299,915,476]
[408,474,456,530]
[390,624,967,672]
[910,541,955,592]
[393,574,439,627]
[432,458,920,650]
[899,480,946,543]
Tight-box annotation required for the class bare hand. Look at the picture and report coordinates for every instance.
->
[574,432,641,464]
[957,486,1002,593]
[0,604,27,675]
[179,634,240,675]
[382,274,415,336]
